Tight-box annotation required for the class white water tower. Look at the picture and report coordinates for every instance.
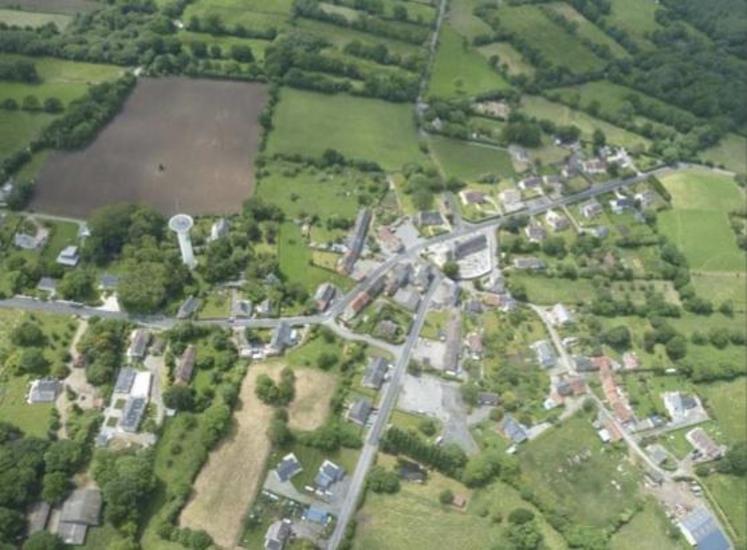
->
[169,213,196,268]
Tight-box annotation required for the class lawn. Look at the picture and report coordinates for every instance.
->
[519,95,650,150]
[658,169,745,272]
[0,7,71,27]
[518,413,641,529]
[496,4,605,73]
[429,135,514,180]
[428,25,511,99]
[477,42,535,76]
[701,133,747,174]
[266,88,424,170]
[0,54,122,107]
[610,500,684,550]
[0,110,55,161]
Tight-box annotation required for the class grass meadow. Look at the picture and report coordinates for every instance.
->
[447,0,492,41]
[601,0,660,49]
[702,133,747,174]
[0,7,71,27]
[267,88,424,170]
[610,500,685,550]
[429,135,514,180]
[544,3,627,58]
[0,110,55,160]
[183,0,290,31]
[477,42,535,77]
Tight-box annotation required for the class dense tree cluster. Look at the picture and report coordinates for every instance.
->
[0,59,38,82]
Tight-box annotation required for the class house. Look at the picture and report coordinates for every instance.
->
[14,227,48,250]
[556,376,586,397]
[176,296,201,320]
[499,414,528,444]
[477,392,499,407]
[635,190,658,209]
[27,501,50,535]
[98,273,119,291]
[609,197,634,214]
[646,444,670,466]
[416,210,445,227]
[550,303,573,326]
[126,329,150,361]
[256,298,275,317]
[338,208,371,274]
[36,277,57,294]
[573,356,596,372]
[56,245,80,267]
[264,519,292,550]
[465,332,483,359]
[518,176,542,192]
[275,453,302,482]
[662,391,699,421]
[545,209,569,232]
[377,225,404,253]
[315,459,345,490]
[27,378,61,404]
[304,506,329,525]
[580,200,602,219]
[465,299,483,315]
[386,263,413,295]
[342,291,371,322]
[531,340,557,369]
[375,319,399,341]
[460,190,487,205]
[454,234,488,259]
[175,344,197,385]
[508,144,529,163]
[524,220,546,243]
[57,489,102,545]
[413,264,433,291]
[232,298,253,318]
[512,256,545,270]
[209,218,230,241]
[347,398,372,426]
[268,322,294,355]
[499,189,523,213]
[314,282,336,312]
[0,180,13,205]
[588,225,609,239]
[392,287,420,312]
[581,158,606,174]
[686,428,726,462]
[362,356,390,390]
[677,507,731,550]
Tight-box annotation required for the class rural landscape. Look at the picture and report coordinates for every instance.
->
[0,0,745,549]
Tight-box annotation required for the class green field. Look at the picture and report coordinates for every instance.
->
[477,42,535,77]
[496,4,605,73]
[520,95,650,150]
[428,25,511,99]
[544,3,627,58]
[0,54,122,107]
[703,474,747,547]
[610,500,685,550]
[508,274,597,305]
[0,110,55,160]
[267,88,424,170]
[701,133,747,174]
[658,169,745,272]
[177,31,271,61]
[184,0,290,30]
[447,0,492,40]
[698,378,746,445]
[0,7,71,27]
[297,18,423,56]
[601,0,660,48]
[429,135,514,180]
[691,272,747,310]
[519,414,641,529]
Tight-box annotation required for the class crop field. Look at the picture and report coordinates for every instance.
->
[0,8,71,27]
[429,135,514,180]
[31,77,268,217]
[267,88,423,170]
[447,0,492,40]
[702,133,747,174]
[286,367,337,431]
[519,414,640,529]
[428,25,511,99]
[477,42,535,77]
[179,364,277,548]
[0,0,99,15]
[496,5,604,73]
[183,0,291,31]
[544,3,627,58]
[0,54,122,107]
[658,169,745,272]
[520,95,650,150]
[0,110,55,161]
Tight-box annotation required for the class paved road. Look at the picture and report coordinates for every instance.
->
[326,274,443,550]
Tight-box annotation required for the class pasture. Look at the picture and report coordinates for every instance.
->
[544,3,627,58]
[447,0,492,40]
[698,378,746,445]
[31,77,268,217]
[0,0,99,15]
[703,474,747,548]
[0,110,55,161]
[0,8,71,28]
[610,500,685,550]
[183,0,290,31]
[601,0,660,48]
[518,414,640,529]
[477,42,535,77]
[428,25,511,99]
[657,169,745,272]
[702,133,747,174]
[496,4,605,73]
[0,54,122,107]
[520,95,651,150]
[429,135,514,180]
[179,364,277,548]
[286,367,337,431]
[266,88,424,170]
[690,272,746,310]
[297,18,423,56]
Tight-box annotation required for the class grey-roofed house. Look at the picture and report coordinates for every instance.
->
[580,200,603,219]
[499,414,528,444]
[347,398,372,426]
[454,234,488,260]
[114,367,137,394]
[573,356,596,372]
[120,397,147,433]
[264,519,292,550]
[57,489,101,545]
[304,506,329,525]
[232,299,253,318]
[275,453,302,483]
[662,391,699,421]
[27,501,50,535]
[375,320,399,341]
[416,210,445,227]
[37,277,57,294]
[175,344,196,385]
[392,287,420,312]
[477,392,500,407]
[362,357,389,390]
[524,221,546,243]
[268,322,294,356]
[531,340,557,369]
[27,378,61,404]
[518,176,542,191]
[176,296,201,320]
[315,459,345,490]
[386,263,413,295]
[314,282,336,312]
[678,507,731,550]
[56,245,80,267]
[14,228,48,250]
[126,329,150,361]
[338,208,371,274]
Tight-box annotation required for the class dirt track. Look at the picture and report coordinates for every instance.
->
[32,77,268,217]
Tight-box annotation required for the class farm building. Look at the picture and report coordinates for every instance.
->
[338,208,371,275]
[126,329,150,361]
[677,507,730,550]
[175,344,196,385]
[57,488,102,545]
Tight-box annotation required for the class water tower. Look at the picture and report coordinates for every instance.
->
[169,213,196,268]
